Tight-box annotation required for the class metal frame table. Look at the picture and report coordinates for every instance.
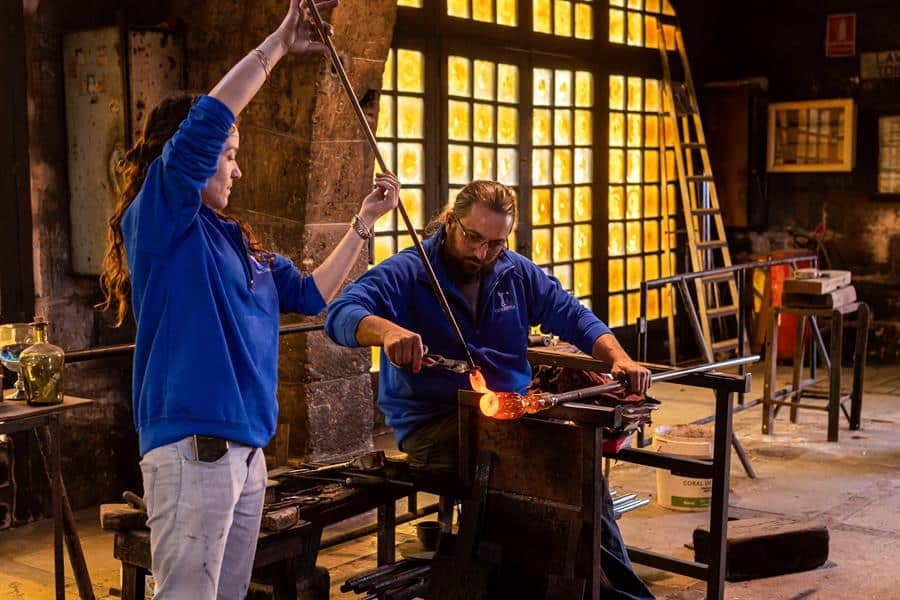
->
[0,396,93,599]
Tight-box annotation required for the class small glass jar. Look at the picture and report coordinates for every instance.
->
[20,318,65,406]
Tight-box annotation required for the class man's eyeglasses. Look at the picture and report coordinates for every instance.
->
[452,214,508,254]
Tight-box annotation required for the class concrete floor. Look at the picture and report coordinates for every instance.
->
[1,365,899,599]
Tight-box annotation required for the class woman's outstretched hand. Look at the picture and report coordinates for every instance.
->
[359,172,400,229]
[275,0,339,55]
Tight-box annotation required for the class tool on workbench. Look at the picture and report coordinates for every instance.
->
[284,450,386,478]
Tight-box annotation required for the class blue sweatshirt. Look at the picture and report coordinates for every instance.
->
[325,226,611,445]
[122,96,326,455]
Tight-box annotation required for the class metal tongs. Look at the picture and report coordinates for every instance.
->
[388,352,474,374]
[422,353,473,374]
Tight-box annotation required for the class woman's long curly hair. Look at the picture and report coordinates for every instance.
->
[97,93,271,327]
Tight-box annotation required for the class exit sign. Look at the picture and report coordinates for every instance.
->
[826,14,856,57]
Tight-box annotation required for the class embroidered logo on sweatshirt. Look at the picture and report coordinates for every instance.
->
[496,290,516,313]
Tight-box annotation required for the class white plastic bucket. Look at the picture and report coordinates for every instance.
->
[654,424,713,511]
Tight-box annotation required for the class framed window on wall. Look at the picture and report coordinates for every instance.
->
[877,114,900,197]
[766,98,856,173]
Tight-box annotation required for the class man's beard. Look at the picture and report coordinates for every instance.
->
[440,244,495,284]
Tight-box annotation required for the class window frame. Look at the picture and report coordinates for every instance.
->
[386,0,673,332]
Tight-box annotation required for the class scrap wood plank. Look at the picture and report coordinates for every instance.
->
[694,517,828,581]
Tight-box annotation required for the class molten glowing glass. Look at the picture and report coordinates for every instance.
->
[471,370,556,420]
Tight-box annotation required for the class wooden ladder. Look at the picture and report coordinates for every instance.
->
[657,16,741,362]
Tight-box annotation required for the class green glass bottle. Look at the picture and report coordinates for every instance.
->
[20,317,65,406]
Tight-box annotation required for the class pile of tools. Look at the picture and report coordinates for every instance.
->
[341,558,431,599]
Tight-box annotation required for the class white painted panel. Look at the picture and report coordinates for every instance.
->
[63,27,126,276]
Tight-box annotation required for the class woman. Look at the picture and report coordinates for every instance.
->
[98,1,398,596]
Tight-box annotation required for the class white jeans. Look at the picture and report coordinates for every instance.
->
[140,436,267,600]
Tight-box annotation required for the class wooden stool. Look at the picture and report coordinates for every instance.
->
[762,301,870,441]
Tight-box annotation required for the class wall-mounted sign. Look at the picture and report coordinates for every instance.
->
[861,51,900,80]
[825,13,856,57]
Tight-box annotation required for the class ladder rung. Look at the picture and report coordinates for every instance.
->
[686,175,714,182]
[706,305,738,319]
[692,207,720,215]
[696,240,727,250]
[700,272,735,283]
[712,339,739,353]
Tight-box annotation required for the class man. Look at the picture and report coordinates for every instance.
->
[326,180,654,598]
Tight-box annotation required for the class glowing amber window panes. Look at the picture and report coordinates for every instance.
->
[397,0,422,6]
[607,73,674,326]
[374,46,426,370]
[533,229,551,264]
[397,50,424,93]
[450,143,473,184]
[608,258,624,292]
[534,109,552,145]
[574,224,591,259]
[473,0,492,21]
[397,96,423,138]
[574,261,591,297]
[498,0,517,25]
[474,60,495,100]
[554,0,572,37]
[448,0,469,18]
[377,95,393,137]
[609,0,671,49]
[473,103,495,142]
[533,189,551,225]
[608,186,624,220]
[553,188,571,222]
[498,107,518,144]
[498,64,519,103]
[608,295,625,328]
[533,0,552,33]
[498,148,518,185]
[448,100,470,140]
[447,55,521,249]
[575,3,593,39]
[575,110,592,145]
[574,186,591,219]
[533,68,593,303]
[448,56,471,97]
[609,9,625,43]
[450,0,517,25]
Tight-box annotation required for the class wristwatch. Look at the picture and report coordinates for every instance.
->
[351,214,373,240]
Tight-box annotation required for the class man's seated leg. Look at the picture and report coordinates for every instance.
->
[398,412,459,473]
[597,475,655,599]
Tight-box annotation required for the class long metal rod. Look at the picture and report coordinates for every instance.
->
[553,355,758,405]
[64,322,326,363]
[305,2,477,371]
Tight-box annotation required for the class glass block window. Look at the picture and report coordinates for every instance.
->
[447,55,521,250]
[448,0,518,26]
[532,68,594,309]
[608,74,675,328]
[608,0,675,48]
[373,48,427,371]
[533,0,594,39]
